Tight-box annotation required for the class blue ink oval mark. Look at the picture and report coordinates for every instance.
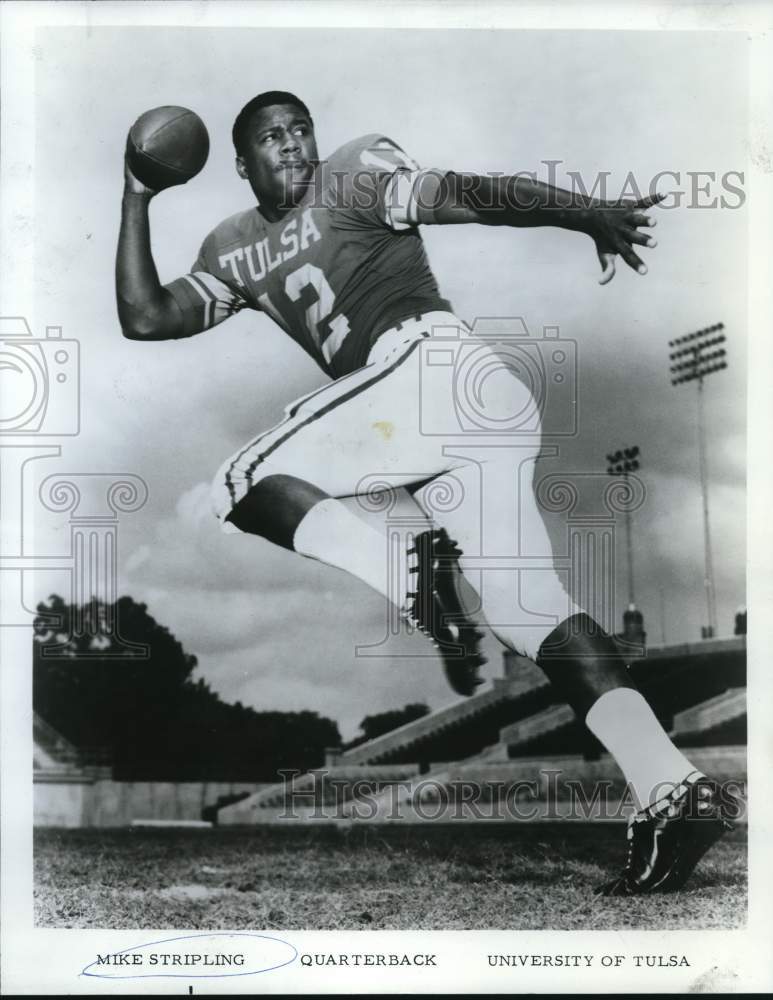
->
[81,932,297,979]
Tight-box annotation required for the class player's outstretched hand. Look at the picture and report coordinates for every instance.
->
[589,192,664,285]
[123,156,158,199]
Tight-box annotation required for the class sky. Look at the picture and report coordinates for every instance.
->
[20,25,748,740]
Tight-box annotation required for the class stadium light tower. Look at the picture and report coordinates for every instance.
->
[668,322,727,639]
[606,445,640,609]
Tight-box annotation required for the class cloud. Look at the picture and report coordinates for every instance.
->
[112,480,488,738]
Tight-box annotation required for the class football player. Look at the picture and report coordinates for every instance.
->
[116,91,738,894]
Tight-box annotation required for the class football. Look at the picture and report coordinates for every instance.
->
[126,106,209,191]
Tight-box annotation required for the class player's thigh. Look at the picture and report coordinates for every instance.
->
[268,369,446,493]
[211,347,449,520]
[338,487,431,534]
[413,449,543,557]
[414,455,582,633]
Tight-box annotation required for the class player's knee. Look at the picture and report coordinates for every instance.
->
[484,575,586,663]
[221,472,330,549]
[210,455,287,533]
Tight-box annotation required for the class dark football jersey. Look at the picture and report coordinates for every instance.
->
[165,134,451,378]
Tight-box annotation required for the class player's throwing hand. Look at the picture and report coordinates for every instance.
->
[588,192,664,285]
[123,157,158,199]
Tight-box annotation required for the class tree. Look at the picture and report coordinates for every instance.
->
[347,702,430,749]
[33,595,341,781]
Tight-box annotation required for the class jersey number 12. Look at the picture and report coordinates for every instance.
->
[258,263,350,366]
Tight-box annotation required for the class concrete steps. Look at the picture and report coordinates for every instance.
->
[219,764,422,824]
[338,742,508,820]
[499,704,576,751]
[333,677,535,767]
[220,746,746,825]
[671,688,746,740]
[33,712,82,770]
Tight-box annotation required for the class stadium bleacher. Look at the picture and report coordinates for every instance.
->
[219,634,747,825]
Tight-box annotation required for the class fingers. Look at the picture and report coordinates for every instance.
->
[626,211,657,228]
[596,198,660,281]
[613,235,647,275]
[598,251,616,285]
[597,239,647,280]
[633,192,666,209]
[621,226,658,248]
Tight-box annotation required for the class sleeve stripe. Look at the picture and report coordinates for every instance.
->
[183,274,216,328]
[383,174,396,228]
[165,269,248,337]
[407,174,420,225]
[383,170,421,230]
[188,270,234,301]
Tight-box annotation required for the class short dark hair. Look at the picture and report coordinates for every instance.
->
[232,91,313,155]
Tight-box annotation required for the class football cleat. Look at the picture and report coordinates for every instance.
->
[596,771,740,896]
[402,527,486,697]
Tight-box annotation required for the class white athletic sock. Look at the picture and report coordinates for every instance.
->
[585,687,702,812]
[293,498,410,608]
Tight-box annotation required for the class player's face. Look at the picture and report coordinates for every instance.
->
[235,104,318,216]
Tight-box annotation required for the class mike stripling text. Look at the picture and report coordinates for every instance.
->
[95,952,245,967]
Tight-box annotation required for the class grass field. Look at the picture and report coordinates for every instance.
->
[34,824,746,931]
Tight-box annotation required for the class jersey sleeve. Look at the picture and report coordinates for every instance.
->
[164,242,251,338]
[334,135,443,231]
[381,165,445,229]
